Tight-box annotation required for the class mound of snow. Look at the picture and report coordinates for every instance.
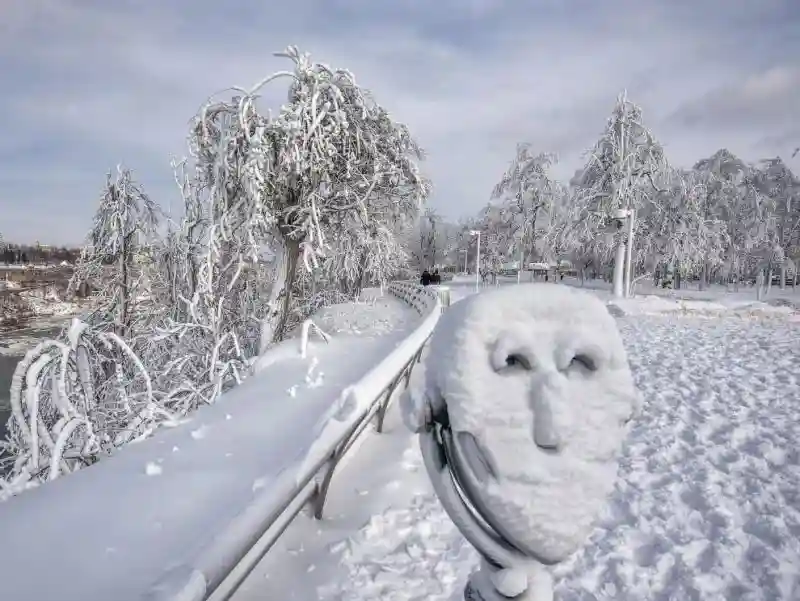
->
[310,290,414,337]
[608,295,797,318]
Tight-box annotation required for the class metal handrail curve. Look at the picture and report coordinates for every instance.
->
[177,281,443,601]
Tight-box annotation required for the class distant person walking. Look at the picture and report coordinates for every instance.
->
[421,269,432,286]
[432,269,441,285]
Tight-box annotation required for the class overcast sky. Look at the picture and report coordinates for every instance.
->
[1,0,798,246]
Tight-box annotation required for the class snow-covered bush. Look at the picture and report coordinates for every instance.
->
[0,319,175,494]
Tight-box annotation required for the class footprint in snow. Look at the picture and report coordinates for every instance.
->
[191,425,208,440]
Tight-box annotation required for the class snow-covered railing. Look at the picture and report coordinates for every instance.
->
[193,281,441,601]
[0,283,442,601]
[388,281,450,313]
[388,280,439,313]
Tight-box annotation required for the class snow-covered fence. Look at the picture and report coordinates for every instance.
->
[436,285,452,310]
[181,282,442,601]
[388,281,450,313]
[0,282,442,601]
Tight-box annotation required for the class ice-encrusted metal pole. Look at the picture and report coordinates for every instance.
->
[419,421,554,601]
[402,283,639,601]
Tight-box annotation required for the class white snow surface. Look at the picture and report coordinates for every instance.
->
[0,289,421,601]
[606,295,799,320]
[420,284,640,563]
[234,302,800,601]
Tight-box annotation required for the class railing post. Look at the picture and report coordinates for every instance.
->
[375,373,403,433]
[311,447,344,519]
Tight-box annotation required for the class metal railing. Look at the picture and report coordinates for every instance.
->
[180,281,443,601]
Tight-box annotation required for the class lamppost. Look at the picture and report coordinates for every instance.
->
[403,284,639,601]
[459,249,468,274]
[611,207,635,298]
[470,230,481,293]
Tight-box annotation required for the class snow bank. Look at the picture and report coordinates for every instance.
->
[0,286,435,601]
[415,283,639,564]
[309,291,416,336]
[608,295,798,319]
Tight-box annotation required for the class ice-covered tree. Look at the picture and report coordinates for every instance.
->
[633,168,728,290]
[472,204,513,283]
[689,150,771,289]
[190,47,428,351]
[317,213,409,298]
[0,45,429,499]
[69,166,160,336]
[411,208,445,270]
[492,147,559,281]
[750,157,800,288]
[572,91,666,296]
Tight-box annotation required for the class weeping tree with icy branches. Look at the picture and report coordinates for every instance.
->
[0,319,178,496]
[571,92,666,295]
[492,147,559,279]
[69,166,160,336]
[0,170,168,495]
[194,46,429,351]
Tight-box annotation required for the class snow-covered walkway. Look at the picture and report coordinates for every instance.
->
[234,311,800,601]
[0,290,420,601]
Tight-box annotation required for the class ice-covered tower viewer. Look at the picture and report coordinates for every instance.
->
[402,283,640,601]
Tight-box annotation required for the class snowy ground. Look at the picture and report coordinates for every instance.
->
[561,276,800,311]
[0,289,420,601]
[233,305,800,600]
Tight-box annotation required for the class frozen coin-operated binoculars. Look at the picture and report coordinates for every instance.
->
[402,284,640,601]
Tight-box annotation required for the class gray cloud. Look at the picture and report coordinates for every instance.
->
[0,0,798,244]
[669,65,800,129]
